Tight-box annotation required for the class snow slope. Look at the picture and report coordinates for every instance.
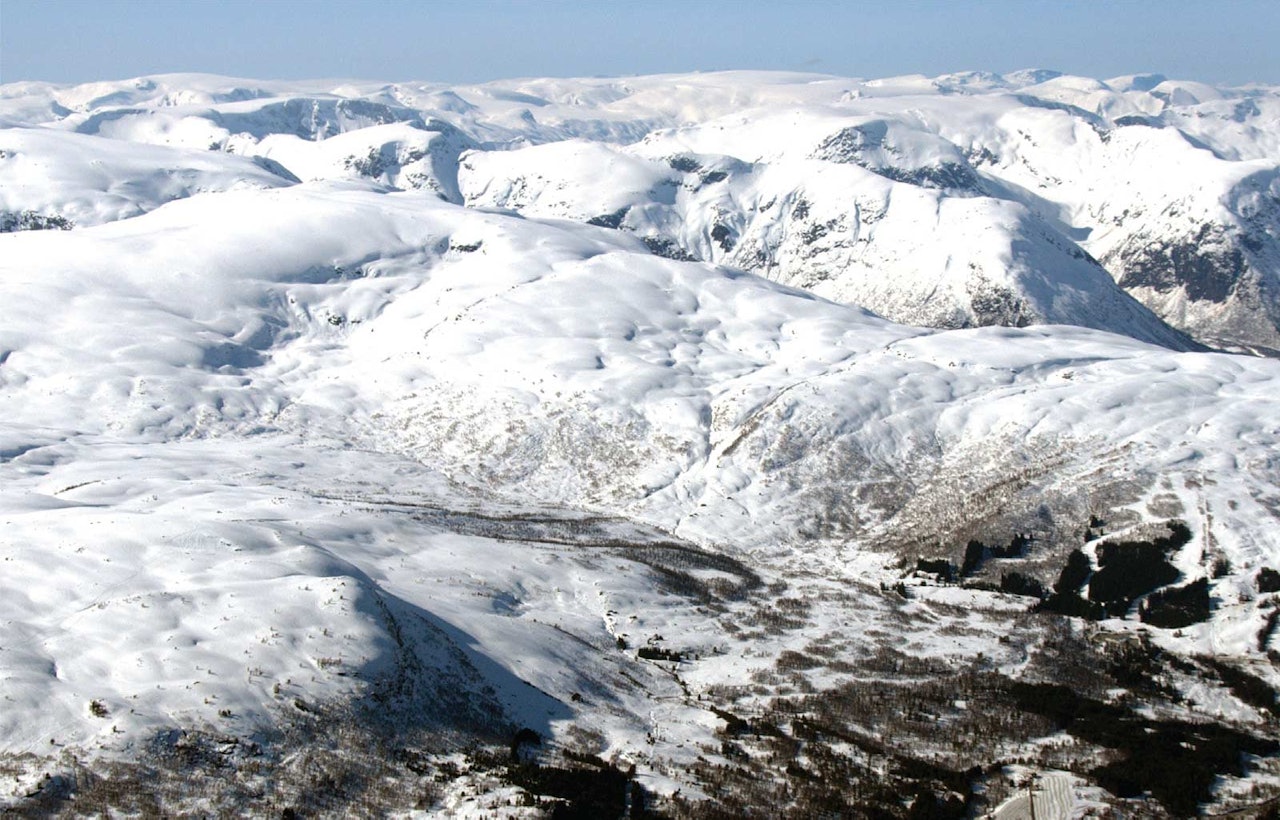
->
[0,127,296,227]
[6,69,1280,349]
[457,131,1196,349]
[2,71,1280,815]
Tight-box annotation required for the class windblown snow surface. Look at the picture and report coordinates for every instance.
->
[2,71,1280,817]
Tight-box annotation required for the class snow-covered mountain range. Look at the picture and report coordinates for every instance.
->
[2,70,1280,817]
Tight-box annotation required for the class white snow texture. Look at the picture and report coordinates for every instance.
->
[1,70,1279,808]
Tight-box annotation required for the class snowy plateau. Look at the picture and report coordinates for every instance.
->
[0,69,1279,817]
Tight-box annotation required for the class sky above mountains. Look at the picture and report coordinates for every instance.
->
[2,0,1278,87]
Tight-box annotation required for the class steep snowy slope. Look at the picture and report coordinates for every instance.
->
[3,72,1280,816]
[6,69,1279,350]
[456,131,1195,349]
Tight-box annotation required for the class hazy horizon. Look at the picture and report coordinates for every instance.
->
[3,0,1278,87]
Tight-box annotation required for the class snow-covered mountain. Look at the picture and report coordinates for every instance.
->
[2,71,1280,817]
[9,69,1277,351]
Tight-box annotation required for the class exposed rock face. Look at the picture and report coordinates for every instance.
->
[1114,222,1246,304]
[1095,167,1280,352]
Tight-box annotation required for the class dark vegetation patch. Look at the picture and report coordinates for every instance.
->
[1258,568,1280,594]
[1,211,74,232]
[1056,547,1094,592]
[710,706,782,739]
[11,718,453,817]
[905,520,1201,626]
[666,609,1280,818]
[671,711,979,819]
[671,661,1062,817]
[961,540,986,577]
[1089,521,1190,616]
[1012,681,1278,816]
[999,571,1046,599]
[776,649,826,672]
[10,714,653,819]
[915,558,955,582]
[496,751,651,819]
[1087,632,1183,697]
[393,502,763,602]
[1200,657,1280,719]
[1040,522,1194,622]
[626,544,763,603]
[11,601,1278,818]
[1037,549,1104,618]
[1139,577,1210,628]
[960,534,1031,577]
[638,646,686,663]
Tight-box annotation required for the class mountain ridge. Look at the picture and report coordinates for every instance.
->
[7,68,1279,353]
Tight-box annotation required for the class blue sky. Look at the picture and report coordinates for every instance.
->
[2,0,1278,86]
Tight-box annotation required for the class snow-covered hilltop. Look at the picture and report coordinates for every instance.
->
[2,71,1280,817]
[6,69,1279,351]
